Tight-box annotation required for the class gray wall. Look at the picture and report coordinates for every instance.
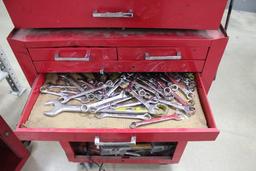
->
[230,0,256,12]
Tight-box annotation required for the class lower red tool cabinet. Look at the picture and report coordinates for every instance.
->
[0,116,30,170]
[8,28,228,164]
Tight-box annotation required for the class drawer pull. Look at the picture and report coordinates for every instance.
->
[93,10,134,18]
[54,51,90,62]
[95,136,136,149]
[145,52,182,60]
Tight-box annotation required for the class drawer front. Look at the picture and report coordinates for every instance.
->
[118,47,209,60]
[29,48,117,61]
[4,0,227,29]
[33,60,204,73]
[15,73,218,142]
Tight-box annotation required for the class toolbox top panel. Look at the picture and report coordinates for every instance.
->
[10,28,227,45]
[3,0,227,30]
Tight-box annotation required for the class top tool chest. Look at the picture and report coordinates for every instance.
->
[3,0,228,165]
[3,0,228,30]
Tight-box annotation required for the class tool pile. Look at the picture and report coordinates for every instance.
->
[40,73,197,128]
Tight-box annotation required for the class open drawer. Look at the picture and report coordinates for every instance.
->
[15,72,219,143]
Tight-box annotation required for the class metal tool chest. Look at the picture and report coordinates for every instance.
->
[3,0,228,165]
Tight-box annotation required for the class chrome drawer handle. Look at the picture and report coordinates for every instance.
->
[92,10,134,18]
[54,51,90,62]
[94,136,136,149]
[145,52,182,60]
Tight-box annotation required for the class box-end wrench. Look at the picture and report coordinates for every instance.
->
[129,112,184,129]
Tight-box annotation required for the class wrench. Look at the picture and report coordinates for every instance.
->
[58,74,85,92]
[129,112,184,128]
[45,84,79,91]
[40,87,88,103]
[133,81,160,98]
[126,88,166,115]
[179,87,194,100]
[163,87,189,106]
[104,78,125,98]
[59,80,113,103]
[112,101,142,108]
[165,73,194,100]
[80,91,129,113]
[44,100,84,116]
[44,92,129,116]
[91,96,133,112]
[158,99,196,116]
[95,113,152,120]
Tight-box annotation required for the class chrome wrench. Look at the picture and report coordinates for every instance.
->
[95,113,152,120]
[129,112,183,129]
[44,91,128,116]
[59,80,113,103]
[158,99,196,116]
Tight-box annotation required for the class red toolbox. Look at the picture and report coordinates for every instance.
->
[0,116,30,171]
[3,0,228,30]
[7,27,228,164]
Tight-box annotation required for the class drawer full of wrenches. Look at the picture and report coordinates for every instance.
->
[39,73,197,129]
[15,72,218,143]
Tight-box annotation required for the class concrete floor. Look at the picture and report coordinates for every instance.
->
[0,2,256,170]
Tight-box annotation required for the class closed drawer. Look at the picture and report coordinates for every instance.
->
[29,48,117,62]
[118,47,209,60]
[4,0,227,29]
[15,73,219,143]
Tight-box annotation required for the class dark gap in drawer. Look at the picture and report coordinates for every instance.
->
[70,142,177,158]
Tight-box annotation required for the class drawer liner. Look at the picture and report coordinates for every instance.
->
[24,74,207,129]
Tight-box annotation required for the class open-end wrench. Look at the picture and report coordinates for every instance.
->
[44,100,84,116]
[95,113,152,120]
[40,87,89,103]
[129,112,184,129]
[44,91,128,116]
[59,80,113,103]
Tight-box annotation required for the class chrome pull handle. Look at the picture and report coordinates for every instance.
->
[54,51,90,62]
[92,10,134,18]
[94,136,136,149]
[145,52,182,61]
